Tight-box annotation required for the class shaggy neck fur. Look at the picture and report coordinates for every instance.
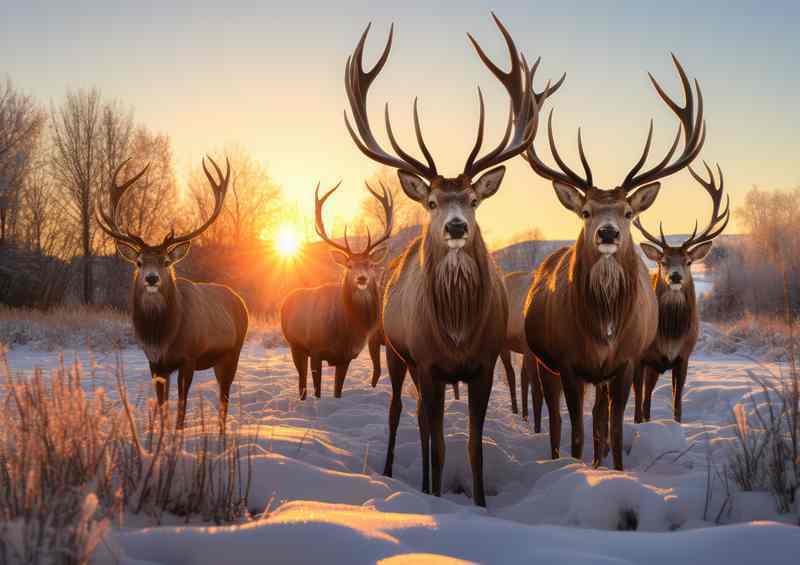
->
[655,273,695,340]
[131,272,182,350]
[571,230,637,343]
[341,278,380,335]
[422,225,490,349]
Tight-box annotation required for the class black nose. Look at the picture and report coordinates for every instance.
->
[669,272,683,284]
[145,273,160,286]
[597,225,620,244]
[356,275,367,285]
[445,219,468,239]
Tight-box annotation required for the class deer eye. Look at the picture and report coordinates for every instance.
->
[581,210,590,219]
[471,198,478,208]
[427,200,437,210]
[136,260,142,268]
[625,211,633,219]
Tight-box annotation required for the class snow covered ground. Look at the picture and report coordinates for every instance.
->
[4,335,799,564]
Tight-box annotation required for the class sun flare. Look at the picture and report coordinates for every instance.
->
[273,223,303,258]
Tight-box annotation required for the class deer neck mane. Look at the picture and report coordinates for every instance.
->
[570,230,638,343]
[421,223,490,349]
[131,275,182,354]
[341,278,380,335]
[655,273,695,340]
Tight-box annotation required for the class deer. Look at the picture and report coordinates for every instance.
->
[500,271,562,439]
[522,54,707,470]
[344,14,561,506]
[281,181,393,399]
[96,157,249,432]
[633,162,729,423]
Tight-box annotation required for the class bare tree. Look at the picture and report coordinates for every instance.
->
[50,89,135,303]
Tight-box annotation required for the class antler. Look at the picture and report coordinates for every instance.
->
[344,24,438,181]
[314,181,353,254]
[621,54,706,192]
[632,216,669,250]
[163,156,229,248]
[95,158,150,248]
[362,180,394,255]
[462,13,561,178]
[681,161,729,249]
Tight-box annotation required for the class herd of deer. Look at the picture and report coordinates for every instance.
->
[95,14,729,508]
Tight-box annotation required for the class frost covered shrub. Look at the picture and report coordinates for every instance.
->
[726,368,800,515]
[0,352,256,563]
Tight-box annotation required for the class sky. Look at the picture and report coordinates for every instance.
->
[2,0,798,244]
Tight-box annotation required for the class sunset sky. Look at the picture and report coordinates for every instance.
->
[2,0,798,244]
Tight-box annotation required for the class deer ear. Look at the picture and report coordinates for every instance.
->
[473,166,505,199]
[552,181,584,214]
[629,182,661,214]
[640,243,664,262]
[166,241,191,265]
[329,249,350,268]
[116,241,140,264]
[687,241,713,263]
[397,170,428,203]
[368,245,389,265]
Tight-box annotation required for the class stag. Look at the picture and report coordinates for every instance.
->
[96,157,248,431]
[633,162,729,423]
[281,181,393,399]
[344,14,561,506]
[523,54,706,469]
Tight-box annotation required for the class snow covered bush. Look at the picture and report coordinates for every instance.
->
[0,351,257,563]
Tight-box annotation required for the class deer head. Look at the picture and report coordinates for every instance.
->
[525,55,706,259]
[344,14,562,253]
[96,157,229,309]
[635,161,729,291]
[314,180,393,296]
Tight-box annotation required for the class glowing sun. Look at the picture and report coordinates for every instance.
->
[273,223,303,258]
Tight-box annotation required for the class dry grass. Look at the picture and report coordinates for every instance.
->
[0,351,257,564]
[0,305,135,351]
[697,315,799,362]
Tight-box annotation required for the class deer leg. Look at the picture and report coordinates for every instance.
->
[592,383,610,468]
[415,374,431,495]
[672,357,688,423]
[633,362,644,424]
[290,347,309,400]
[561,369,584,461]
[468,369,494,507]
[383,347,407,477]
[500,349,518,415]
[422,379,446,498]
[369,332,382,387]
[527,355,545,433]
[333,362,350,398]
[176,361,195,431]
[541,363,562,459]
[214,351,240,435]
[520,355,529,421]
[452,382,460,400]
[643,366,660,422]
[310,355,323,398]
[610,363,634,471]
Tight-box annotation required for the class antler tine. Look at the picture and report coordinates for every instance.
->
[314,181,351,254]
[632,216,669,249]
[95,158,149,248]
[463,13,541,177]
[363,180,394,254]
[682,161,730,249]
[344,23,438,180]
[165,156,230,248]
[524,110,594,192]
[622,54,706,192]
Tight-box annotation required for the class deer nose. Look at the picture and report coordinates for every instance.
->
[669,272,683,284]
[597,225,620,244]
[356,275,368,285]
[445,219,468,239]
[145,273,160,286]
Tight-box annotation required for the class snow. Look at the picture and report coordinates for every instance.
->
[3,338,799,564]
